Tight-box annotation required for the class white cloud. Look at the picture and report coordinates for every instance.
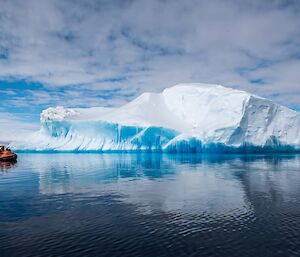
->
[0,0,299,108]
[0,112,39,143]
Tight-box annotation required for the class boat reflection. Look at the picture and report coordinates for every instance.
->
[0,160,17,171]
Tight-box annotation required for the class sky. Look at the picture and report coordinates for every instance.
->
[0,0,300,141]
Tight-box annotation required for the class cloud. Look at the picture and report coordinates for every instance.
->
[0,112,39,143]
[0,0,299,110]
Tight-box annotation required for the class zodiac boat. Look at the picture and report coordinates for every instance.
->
[0,146,17,161]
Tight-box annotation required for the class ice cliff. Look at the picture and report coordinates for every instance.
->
[11,83,300,153]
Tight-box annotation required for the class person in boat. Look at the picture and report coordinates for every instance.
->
[0,146,4,152]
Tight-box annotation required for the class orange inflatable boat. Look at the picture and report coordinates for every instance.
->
[0,146,17,161]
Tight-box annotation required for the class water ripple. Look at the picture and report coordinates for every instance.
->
[1,153,300,256]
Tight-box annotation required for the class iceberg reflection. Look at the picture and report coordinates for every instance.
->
[18,153,300,218]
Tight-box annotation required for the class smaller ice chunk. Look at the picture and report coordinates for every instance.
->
[41,106,79,122]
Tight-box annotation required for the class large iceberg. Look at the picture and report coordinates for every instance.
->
[11,83,300,153]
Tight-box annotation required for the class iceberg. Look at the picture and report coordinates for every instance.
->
[11,83,300,153]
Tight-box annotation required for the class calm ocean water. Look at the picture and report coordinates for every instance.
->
[1,153,300,257]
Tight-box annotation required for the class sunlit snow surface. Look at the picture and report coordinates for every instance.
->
[11,83,300,152]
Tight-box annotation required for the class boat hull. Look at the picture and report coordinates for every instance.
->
[0,153,17,162]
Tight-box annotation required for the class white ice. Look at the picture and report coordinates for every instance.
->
[11,83,300,152]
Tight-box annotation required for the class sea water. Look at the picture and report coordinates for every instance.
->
[1,153,300,257]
